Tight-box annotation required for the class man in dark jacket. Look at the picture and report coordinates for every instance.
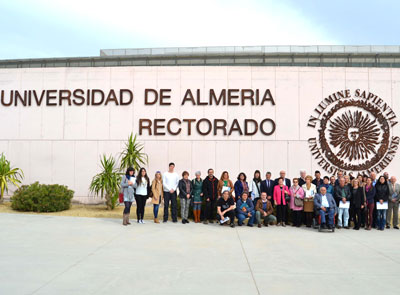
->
[334,177,351,229]
[202,168,219,224]
[260,172,275,205]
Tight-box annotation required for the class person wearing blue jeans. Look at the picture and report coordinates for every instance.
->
[314,186,337,229]
[377,208,387,230]
[236,191,255,227]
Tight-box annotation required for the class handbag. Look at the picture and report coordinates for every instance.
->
[294,197,304,207]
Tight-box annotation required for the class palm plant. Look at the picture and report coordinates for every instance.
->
[0,153,24,203]
[119,133,148,171]
[89,155,121,210]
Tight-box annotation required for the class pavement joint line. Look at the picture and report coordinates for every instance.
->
[29,231,122,295]
[340,231,400,265]
[235,228,261,295]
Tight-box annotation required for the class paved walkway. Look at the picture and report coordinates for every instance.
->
[0,213,399,295]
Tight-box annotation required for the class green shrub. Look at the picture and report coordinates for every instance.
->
[11,182,74,212]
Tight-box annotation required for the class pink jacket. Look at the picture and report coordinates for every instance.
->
[289,185,305,211]
[273,185,290,205]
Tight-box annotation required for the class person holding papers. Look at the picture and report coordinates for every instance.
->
[217,171,234,198]
[334,177,351,229]
[375,176,389,231]
[236,191,255,227]
[217,190,235,228]
[386,176,400,229]
[314,186,337,229]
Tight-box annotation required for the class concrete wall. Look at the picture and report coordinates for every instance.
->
[0,66,399,202]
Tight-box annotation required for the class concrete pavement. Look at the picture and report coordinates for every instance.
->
[0,213,399,295]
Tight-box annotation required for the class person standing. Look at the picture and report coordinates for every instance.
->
[260,172,275,205]
[162,162,180,223]
[234,172,249,202]
[255,192,277,227]
[121,167,136,226]
[387,176,400,229]
[351,179,365,230]
[151,171,163,224]
[135,168,151,224]
[298,170,307,187]
[250,170,262,205]
[273,178,290,226]
[364,177,376,230]
[375,176,389,231]
[320,176,333,195]
[312,170,323,191]
[217,171,234,198]
[178,171,193,224]
[289,178,305,227]
[335,177,351,229]
[236,191,255,227]
[191,171,203,223]
[202,168,219,224]
[302,175,317,227]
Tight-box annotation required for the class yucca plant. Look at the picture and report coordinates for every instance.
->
[89,155,121,210]
[119,133,148,171]
[0,153,24,203]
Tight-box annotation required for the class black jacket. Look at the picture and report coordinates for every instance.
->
[260,179,275,197]
[202,176,219,201]
[375,183,389,202]
[351,187,365,209]
[178,179,193,198]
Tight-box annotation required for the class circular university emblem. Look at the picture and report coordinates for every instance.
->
[307,89,399,175]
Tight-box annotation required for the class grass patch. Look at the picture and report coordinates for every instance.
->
[0,201,163,220]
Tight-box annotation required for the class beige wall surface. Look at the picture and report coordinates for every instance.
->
[0,66,399,202]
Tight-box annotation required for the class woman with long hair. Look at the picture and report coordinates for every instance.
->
[151,171,163,223]
[120,167,136,226]
[351,179,365,230]
[364,177,376,230]
[250,170,262,204]
[375,175,389,231]
[217,171,234,197]
[135,167,150,224]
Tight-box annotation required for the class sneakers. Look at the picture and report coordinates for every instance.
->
[220,217,230,224]
[138,220,145,224]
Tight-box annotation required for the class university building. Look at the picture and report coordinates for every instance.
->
[0,45,399,202]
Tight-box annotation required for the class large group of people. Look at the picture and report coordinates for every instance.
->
[120,163,400,231]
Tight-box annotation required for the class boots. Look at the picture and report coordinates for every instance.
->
[126,214,131,225]
[154,218,160,223]
[122,214,128,226]
[194,210,201,223]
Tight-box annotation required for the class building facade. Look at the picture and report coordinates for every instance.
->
[1,46,399,202]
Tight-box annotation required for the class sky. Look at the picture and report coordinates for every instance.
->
[0,0,399,59]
